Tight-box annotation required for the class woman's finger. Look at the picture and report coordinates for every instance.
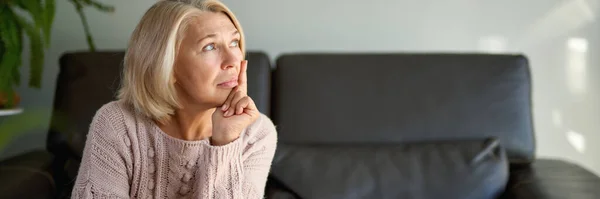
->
[225,91,245,116]
[235,97,251,115]
[222,86,238,111]
[238,60,248,93]
[243,97,259,120]
[244,96,257,111]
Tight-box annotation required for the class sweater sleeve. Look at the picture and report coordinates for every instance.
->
[71,104,132,199]
[197,114,278,199]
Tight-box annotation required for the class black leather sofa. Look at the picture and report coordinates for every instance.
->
[265,54,600,199]
[0,51,598,199]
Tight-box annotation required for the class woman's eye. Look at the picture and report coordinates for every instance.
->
[203,44,216,51]
[230,40,239,47]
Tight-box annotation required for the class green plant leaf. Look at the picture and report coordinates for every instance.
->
[15,0,54,48]
[16,0,44,28]
[0,49,17,95]
[0,50,20,107]
[0,7,23,95]
[0,7,22,50]
[14,13,44,88]
[66,0,116,51]
[0,48,16,94]
[70,0,96,51]
[12,57,21,86]
[89,0,115,13]
[78,0,115,13]
[0,28,4,66]
[43,0,55,46]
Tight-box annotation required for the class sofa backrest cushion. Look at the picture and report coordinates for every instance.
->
[272,53,534,163]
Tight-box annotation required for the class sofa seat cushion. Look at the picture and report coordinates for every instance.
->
[0,150,55,199]
[271,138,509,199]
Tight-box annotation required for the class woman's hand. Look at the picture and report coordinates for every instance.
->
[212,60,260,146]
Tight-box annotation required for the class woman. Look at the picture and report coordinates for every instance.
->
[71,0,277,198]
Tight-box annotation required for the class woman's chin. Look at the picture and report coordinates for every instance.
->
[189,91,230,107]
[182,95,227,109]
[214,95,230,107]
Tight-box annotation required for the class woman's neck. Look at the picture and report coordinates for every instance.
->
[158,106,215,141]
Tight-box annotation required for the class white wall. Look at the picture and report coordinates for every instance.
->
[2,0,599,175]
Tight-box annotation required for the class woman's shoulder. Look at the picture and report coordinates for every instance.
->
[93,100,137,124]
[90,100,141,138]
[87,100,148,157]
[244,113,277,145]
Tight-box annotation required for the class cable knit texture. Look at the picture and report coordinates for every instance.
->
[71,101,278,199]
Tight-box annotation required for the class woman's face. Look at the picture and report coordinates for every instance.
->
[174,12,243,108]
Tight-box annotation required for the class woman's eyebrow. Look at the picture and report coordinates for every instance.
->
[197,30,239,44]
[197,34,216,44]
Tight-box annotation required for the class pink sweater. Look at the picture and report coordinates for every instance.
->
[71,101,278,198]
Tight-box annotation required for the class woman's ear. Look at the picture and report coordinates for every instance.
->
[170,75,177,84]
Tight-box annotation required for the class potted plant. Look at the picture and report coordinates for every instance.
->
[0,0,114,110]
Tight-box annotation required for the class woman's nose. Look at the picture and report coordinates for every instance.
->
[221,62,235,70]
[221,49,240,70]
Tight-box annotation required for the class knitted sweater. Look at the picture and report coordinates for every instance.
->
[71,101,277,199]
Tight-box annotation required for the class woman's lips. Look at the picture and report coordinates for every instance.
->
[218,79,238,88]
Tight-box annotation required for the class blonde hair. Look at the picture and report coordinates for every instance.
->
[118,0,245,123]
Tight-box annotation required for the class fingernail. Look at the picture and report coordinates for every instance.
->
[222,104,228,111]
[225,110,230,116]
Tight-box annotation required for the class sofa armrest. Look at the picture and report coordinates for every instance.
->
[0,150,55,199]
[500,159,600,199]
[265,176,300,199]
